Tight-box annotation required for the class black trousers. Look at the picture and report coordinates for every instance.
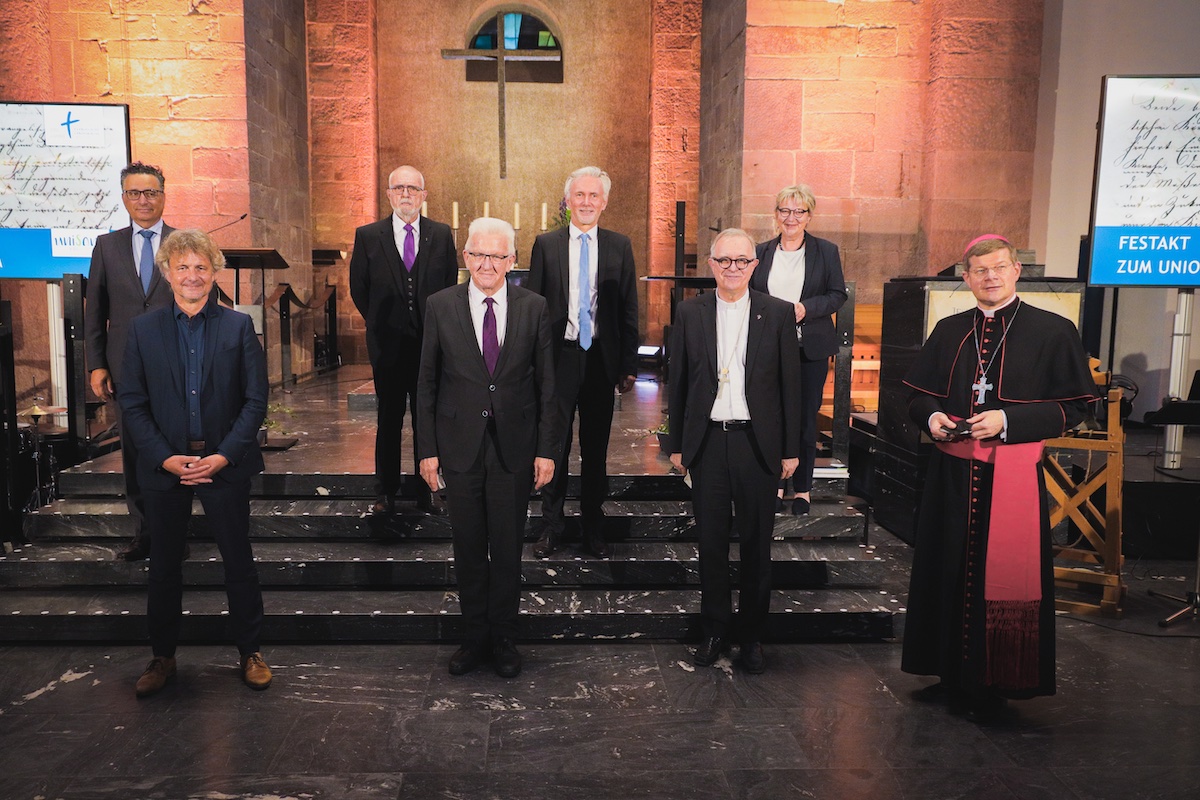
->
[691,426,776,643]
[784,354,830,494]
[117,402,146,537]
[371,337,427,500]
[444,425,532,645]
[144,476,263,658]
[540,343,615,531]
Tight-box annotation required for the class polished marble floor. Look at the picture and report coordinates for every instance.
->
[1,605,1199,800]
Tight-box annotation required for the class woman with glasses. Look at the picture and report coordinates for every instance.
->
[749,184,848,514]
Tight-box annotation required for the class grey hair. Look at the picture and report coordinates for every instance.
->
[564,166,611,200]
[466,216,516,255]
[710,227,756,257]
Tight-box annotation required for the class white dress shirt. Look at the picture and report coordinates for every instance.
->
[710,291,752,421]
[566,223,599,341]
[468,279,509,352]
[392,213,421,260]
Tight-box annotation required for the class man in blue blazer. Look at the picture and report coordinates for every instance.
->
[118,228,271,698]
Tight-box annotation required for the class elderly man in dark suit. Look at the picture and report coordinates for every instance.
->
[118,229,271,698]
[85,162,177,561]
[350,165,458,515]
[668,228,802,674]
[528,166,639,559]
[417,217,559,679]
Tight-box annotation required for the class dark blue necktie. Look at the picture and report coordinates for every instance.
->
[138,229,155,295]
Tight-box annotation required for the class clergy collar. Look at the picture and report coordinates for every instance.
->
[977,293,1019,318]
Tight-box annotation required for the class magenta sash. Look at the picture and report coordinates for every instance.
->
[937,436,1045,689]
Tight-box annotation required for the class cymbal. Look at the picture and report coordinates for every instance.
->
[19,404,67,417]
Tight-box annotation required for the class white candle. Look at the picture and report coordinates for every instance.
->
[513,202,520,229]
[452,201,459,229]
[421,200,428,218]
[483,201,490,218]
[541,202,548,231]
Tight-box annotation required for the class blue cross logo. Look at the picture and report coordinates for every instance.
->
[61,112,77,138]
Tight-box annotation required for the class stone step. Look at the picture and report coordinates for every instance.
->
[24,498,869,543]
[57,464,850,501]
[0,539,889,589]
[0,587,899,643]
[56,469,702,501]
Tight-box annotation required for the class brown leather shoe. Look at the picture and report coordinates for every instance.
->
[135,656,176,697]
[241,652,272,690]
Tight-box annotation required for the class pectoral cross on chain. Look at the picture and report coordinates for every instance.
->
[972,377,993,405]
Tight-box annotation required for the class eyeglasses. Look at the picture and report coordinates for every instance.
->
[776,208,810,219]
[123,189,164,200]
[711,257,754,271]
[465,252,513,265]
[967,263,1015,278]
[387,184,425,195]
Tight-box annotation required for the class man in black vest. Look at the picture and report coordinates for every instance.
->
[350,165,458,514]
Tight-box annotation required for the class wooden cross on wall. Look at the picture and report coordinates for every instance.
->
[441,12,561,179]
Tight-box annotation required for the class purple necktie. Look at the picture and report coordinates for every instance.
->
[403,223,415,271]
[483,297,499,375]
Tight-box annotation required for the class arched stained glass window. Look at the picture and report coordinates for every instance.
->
[465,11,562,83]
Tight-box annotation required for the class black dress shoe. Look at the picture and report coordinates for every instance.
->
[371,495,395,515]
[448,642,488,675]
[775,496,785,514]
[119,537,190,562]
[582,525,610,558]
[415,493,445,516]
[693,636,726,667]
[741,642,765,674]
[118,536,150,562]
[493,638,523,678]
[911,681,947,704]
[533,529,559,559]
[791,497,811,516]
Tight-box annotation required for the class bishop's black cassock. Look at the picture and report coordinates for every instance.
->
[901,297,1098,698]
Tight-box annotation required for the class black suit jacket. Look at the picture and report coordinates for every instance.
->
[527,226,639,385]
[749,233,847,360]
[85,224,176,384]
[416,282,561,473]
[349,214,458,367]
[667,290,803,470]
[118,302,268,491]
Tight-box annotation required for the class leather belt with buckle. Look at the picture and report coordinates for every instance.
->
[709,420,751,431]
[186,440,206,453]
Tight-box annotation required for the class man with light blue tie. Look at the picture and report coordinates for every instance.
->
[528,167,640,559]
[85,162,177,561]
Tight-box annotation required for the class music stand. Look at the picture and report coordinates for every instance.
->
[1143,399,1200,626]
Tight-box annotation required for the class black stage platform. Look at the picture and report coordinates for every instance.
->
[5,366,899,645]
